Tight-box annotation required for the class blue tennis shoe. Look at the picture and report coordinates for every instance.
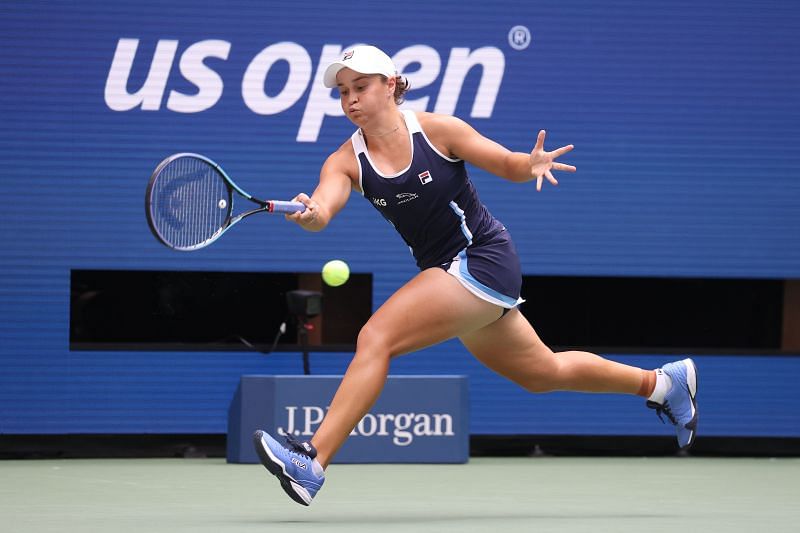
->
[647,358,699,449]
[253,430,325,506]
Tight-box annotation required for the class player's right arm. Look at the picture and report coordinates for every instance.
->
[285,141,357,232]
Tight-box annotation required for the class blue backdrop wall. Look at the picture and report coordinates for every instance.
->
[1,0,798,438]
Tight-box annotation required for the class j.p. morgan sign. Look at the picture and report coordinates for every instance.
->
[228,375,469,463]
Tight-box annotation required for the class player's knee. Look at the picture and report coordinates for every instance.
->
[523,378,557,394]
[355,322,393,360]
[520,359,562,393]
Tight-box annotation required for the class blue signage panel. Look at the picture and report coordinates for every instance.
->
[2,0,798,281]
[228,375,469,464]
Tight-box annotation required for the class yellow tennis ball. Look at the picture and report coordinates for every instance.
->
[322,259,350,287]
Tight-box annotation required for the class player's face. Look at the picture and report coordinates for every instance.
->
[336,69,394,125]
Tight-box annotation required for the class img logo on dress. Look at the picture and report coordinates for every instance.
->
[418,170,433,185]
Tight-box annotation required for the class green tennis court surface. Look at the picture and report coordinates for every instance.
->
[2,457,798,532]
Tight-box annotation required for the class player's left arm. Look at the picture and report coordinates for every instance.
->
[428,113,576,191]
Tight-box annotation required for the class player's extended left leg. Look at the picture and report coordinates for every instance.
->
[459,308,644,394]
[459,308,698,447]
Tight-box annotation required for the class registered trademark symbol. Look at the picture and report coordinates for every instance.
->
[508,25,531,50]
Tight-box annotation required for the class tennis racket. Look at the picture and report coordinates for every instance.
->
[145,153,305,251]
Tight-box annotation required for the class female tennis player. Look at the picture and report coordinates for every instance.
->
[253,45,698,506]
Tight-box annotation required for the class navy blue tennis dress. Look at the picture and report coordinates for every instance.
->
[352,110,524,310]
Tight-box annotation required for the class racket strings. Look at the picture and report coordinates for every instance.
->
[150,157,229,249]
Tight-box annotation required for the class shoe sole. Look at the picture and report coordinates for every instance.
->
[253,430,312,506]
[685,358,697,399]
[682,358,699,449]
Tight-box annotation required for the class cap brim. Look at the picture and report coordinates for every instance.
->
[323,62,346,88]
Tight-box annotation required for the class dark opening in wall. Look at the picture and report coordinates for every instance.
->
[518,276,784,352]
[70,269,372,351]
[70,270,790,353]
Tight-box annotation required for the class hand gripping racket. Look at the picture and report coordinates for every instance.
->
[145,153,305,251]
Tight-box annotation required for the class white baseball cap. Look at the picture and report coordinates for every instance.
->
[323,45,397,88]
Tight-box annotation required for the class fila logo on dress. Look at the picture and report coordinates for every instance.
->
[419,170,433,185]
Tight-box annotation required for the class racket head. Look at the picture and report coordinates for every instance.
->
[145,153,234,251]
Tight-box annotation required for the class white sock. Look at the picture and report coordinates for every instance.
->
[312,458,325,478]
[647,369,672,404]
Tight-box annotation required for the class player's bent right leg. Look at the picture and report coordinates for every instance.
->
[253,430,325,506]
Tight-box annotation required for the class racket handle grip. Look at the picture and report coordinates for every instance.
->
[268,200,306,214]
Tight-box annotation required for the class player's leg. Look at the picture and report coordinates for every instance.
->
[459,309,698,447]
[459,308,645,394]
[254,267,504,505]
[311,267,502,467]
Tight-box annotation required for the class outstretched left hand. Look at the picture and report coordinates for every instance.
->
[530,130,576,192]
